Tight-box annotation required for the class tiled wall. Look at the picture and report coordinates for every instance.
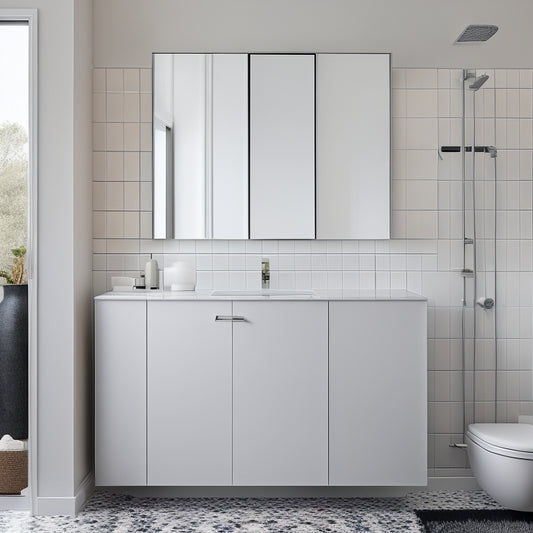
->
[92,67,533,478]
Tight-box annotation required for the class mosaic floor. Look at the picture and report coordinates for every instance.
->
[0,489,501,533]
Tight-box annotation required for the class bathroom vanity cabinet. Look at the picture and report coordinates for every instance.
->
[95,294,426,487]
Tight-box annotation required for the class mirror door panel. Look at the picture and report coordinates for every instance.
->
[249,54,316,239]
[212,54,249,239]
[316,54,390,239]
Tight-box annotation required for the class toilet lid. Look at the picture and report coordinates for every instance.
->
[468,423,533,452]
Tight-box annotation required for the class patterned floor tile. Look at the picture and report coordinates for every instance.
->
[0,489,500,533]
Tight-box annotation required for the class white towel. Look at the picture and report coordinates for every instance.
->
[0,434,26,451]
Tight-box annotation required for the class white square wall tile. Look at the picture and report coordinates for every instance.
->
[405,69,437,89]
[93,253,107,271]
[93,238,106,253]
[406,150,437,179]
[140,69,152,93]
[92,182,105,210]
[392,180,406,210]
[106,212,124,238]
[327,271,342,290]
[124,182,140,211]
[229,254,246,270]
[294,271,312,289]
[124,152,139,181]
[124,212,140,238]
[123,69,140,92]
[123,93,140,122]
[406,180,437,210]
[140,93,152,122]
[437,69,450,89]
[124,123,140,151]
[229,271,246,290]
[519,70,533,88]
[93,212,106,238]
[140,152,152,181]
[406,211,438,239]
[106,123,123,151]
[106,69,124,92]
[391,89,406,118]
[392,150,406,179]
[93,93,106,122]
[406,89,438,117]
[105,182,123,210]
[93,123,106,151]
[140,123,152,151]
[140,182,152,211]
[106,152,123,181]
[406,118,438,149]
[106,93,124,122]
[140,212,152,239]
[93,152,105,180]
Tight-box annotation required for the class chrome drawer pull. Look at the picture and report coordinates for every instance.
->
[215,315,246,322]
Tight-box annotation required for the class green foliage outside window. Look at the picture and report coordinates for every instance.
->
[0,122,27,281]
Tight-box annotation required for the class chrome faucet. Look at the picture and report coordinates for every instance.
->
[261,258,270,289]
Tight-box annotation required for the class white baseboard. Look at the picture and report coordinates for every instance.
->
[35,471,94,516]
[0,488,31,511]
[426,476,480,491]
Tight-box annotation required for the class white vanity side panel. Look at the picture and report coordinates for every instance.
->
[250,54,315,239]
[95,300,146,486]
[173,54,206,238]
[212,54,248,239]
[233,301,328,485]
[316,54,390,239]
[147,301,233,485]
[329,300,427,485]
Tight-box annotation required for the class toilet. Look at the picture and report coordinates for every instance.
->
[466,423,533,511]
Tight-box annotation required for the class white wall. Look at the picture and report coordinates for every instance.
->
[73,0,93,492]
[93,0,533,68]
[0,0,93,514]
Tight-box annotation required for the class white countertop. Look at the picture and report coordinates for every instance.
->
[95,289,426,302]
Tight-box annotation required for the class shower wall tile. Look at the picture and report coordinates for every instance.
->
[92,67,533,478]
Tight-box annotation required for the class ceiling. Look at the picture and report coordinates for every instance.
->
[93,0,533,68]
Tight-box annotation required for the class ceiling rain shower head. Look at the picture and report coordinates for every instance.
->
[469,74,489,91]
[455,24,499,43]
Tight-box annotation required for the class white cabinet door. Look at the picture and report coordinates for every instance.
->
[95,300,146,486]
[233,301,328,485]
[329,301,427,485]
[147,301,233,485]
[249,54,315,239]
[316,54,390,239]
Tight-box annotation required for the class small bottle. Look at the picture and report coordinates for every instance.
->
[135,274,146,289]
[144,259,159,289]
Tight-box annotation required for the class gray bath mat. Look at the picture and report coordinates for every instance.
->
[416,509,533,532]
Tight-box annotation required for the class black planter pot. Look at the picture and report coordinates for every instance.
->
[0,284,28,439]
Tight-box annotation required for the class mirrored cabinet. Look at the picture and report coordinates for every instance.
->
[153,53,390,240]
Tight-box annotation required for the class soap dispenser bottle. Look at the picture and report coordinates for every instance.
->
[144,258,159,289]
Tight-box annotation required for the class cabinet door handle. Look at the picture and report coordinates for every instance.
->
[215,315,246,322]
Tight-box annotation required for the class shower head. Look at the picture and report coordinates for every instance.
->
[455,25,499,43]
[469,74,489,91]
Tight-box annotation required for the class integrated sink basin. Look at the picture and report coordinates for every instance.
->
[211,289,316,298]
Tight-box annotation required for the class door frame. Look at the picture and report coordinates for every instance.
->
[0,8,38,513]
